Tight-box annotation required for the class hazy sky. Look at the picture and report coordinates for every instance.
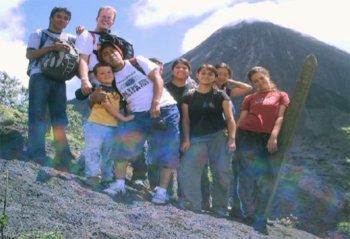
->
[0,0,349,99]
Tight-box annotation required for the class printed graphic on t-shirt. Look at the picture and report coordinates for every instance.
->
[117,71,150,100]
[255,96,277,104]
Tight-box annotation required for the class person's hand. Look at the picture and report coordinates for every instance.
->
[124,114,135,122]
[150,101,161,118]
[126,104,132,113]
[226,138,236,153]
[81,80,93,95]
[76,25,85,35]
[267,136,278,153]
[180,140,191,152]
[51,41,70,52]
[90,86,107,102]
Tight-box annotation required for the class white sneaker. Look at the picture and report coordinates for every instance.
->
[152,190,169,205]
[102,182,126,196]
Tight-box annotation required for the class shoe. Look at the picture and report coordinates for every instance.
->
[212,208,228,217]
[253,218,268,235]
[152,190,169,205]
[244,214,260,225]
[229,207,244,219]
[102,182,126,196]
[177,200,201,212]
[201,202,211,212]
[130,179,146,191]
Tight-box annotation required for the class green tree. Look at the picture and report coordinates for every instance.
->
[0,71,27,108]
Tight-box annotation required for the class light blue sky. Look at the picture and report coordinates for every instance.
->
[0,0,348,99]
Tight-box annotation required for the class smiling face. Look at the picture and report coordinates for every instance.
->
[101,45,123,67]
[172,62,190,81]
[216,67,230,87]
[197,66,217,86]
[95,65,114,86]
[96,9,115,31]
[250,72,271,92]
[49,11,70,32]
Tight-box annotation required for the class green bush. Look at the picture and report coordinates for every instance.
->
[337,222,350,236]
[18,227,64,239]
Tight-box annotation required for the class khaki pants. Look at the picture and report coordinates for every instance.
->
[179,131,232,210]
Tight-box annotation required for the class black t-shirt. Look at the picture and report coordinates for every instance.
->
[182,89,230,138]
[165,81,196,112]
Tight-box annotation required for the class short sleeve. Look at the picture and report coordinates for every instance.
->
[182,91,192,105]
[280,92,290,106]
[75,30,93,55]
[217,90,230,101]
[241,95,251,111]
[134,56,158,76]
[27,29,41,50]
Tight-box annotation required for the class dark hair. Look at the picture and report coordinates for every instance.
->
[93,62,113,76]
[50,7,72,20]
[215,62,232,77]
[197,64,218,77]
[171,58,192,72]
[149,58,163,66]
[247,66,279,92]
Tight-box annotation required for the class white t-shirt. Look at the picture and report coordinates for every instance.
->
[75,30,101,85]
[27,29,76,76]
[115,56,177,112]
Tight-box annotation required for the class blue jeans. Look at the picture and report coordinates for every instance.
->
[84,122,115,181]
[109,104,180,168]
[27,73,71,159]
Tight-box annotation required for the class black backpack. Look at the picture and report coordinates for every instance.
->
[89,31,134,60]
[27,29,79,81]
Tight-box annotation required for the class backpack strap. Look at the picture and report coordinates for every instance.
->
[88,31,97,68]
[129,57,146,76]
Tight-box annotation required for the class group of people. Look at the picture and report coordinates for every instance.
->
[25,6,290,232]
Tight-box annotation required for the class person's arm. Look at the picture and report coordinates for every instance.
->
[267,105,287,153]
[147,69,163,118]
[26,41,70,59]
[227,79,253,98]
[87,86,108,109]
[101,100,135,122]
[180,103,191,152]
[78,54,93,95]
[223,100,236,152]
[236,110,248,129]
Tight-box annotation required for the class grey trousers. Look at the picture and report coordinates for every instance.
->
[179,131,232,210]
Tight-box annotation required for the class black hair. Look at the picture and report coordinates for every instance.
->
[197,64,218,77]
[149,58,163,66]
[171,58,192,72]
[50,7,72,20]
[215,62,232,77]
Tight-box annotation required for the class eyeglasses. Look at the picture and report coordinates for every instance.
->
[99,15,114,21]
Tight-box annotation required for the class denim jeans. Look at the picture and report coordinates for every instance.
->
[27,73,71,159]
[235,129,276,218]
[84,122,115,181]
[109,104,180,169]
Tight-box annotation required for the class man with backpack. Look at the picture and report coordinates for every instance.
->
[26,7,77,171]
[98,41,179,205]
[76,6,117,94]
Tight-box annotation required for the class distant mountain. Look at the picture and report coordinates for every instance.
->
[163,21,349,116]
